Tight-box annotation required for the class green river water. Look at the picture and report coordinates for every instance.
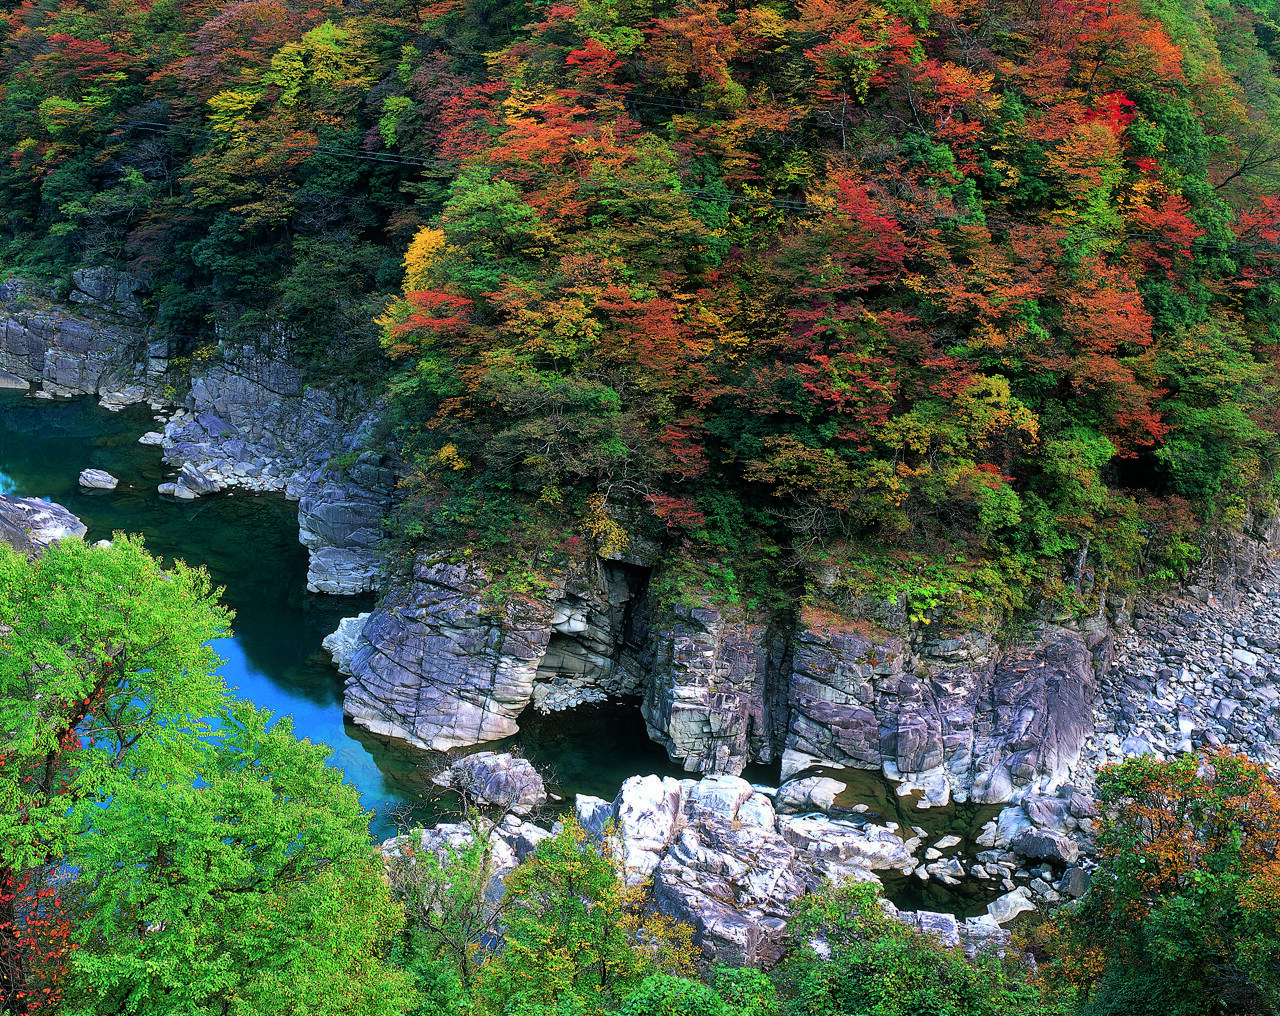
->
[0,389,697,839]
[1,388,1004,914]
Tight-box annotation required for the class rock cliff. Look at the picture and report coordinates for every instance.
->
[340,515,1279,818]
[339,556,1111,809]
[0,281,391,595]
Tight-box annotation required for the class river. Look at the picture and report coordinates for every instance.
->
[0,389,697,839]
[2,388,1010,914]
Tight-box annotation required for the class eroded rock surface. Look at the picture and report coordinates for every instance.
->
[343,560,553,749]
[433,752,548,816]
[0,494,86,556]
[643,605,786,773]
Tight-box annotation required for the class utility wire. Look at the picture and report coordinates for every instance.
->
[0,99,819,211]
[3,99,1280,255]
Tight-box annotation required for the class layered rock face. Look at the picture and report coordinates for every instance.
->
[340,556,1109,808]
[342,558,655,750]
[642,605,788,773]
[156,346,393,594]
[0,277,147,396]
[343,560,554,748]
[784,620,1105,805]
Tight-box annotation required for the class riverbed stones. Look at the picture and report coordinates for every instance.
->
[0,494,86,555]
[78,468,118,490]
[433,752,548,817]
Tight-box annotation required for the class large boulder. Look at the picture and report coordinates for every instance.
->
[969,629,1103,803]
[78,468,118,490]
[0,494,86,556]
[434,752,548,816]
[343,559,553,750]
[611,775,686,876]
[1011,828,1080,865]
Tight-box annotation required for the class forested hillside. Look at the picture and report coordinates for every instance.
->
[4,0,1280,618]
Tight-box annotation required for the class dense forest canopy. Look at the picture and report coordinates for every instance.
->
[4,0,1280,618]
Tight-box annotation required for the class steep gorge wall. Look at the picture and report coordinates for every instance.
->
[0,278,392,595]
[338,512,1279,810]
[336,554,1124,809]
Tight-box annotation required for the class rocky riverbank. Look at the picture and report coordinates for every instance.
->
[0,276,394,595]
[387,752,1014,967]
[336,520,1280,959]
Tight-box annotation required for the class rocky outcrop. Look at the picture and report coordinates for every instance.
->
[322,613,371,676]
[68,267,151,321]
[387,771,1011,969]
[777,619,1102,808]
[0,494,86,556]
[642,605,786,773]
[1,281,391,595]
[0,279,148,396]
[343,560,554,749]
[298,453,394,594]
[344,558,1111,808]
[342,557,657,749]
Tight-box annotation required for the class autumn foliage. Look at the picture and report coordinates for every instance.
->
[2,0,1280,613]
[1043,750,1280,1016]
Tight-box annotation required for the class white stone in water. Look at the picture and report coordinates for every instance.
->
[78,468,118,490]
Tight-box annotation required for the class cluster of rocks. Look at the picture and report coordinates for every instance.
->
[1074,586,1280,780]
[388,754,1030,966]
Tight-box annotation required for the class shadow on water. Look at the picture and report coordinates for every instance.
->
[786,764,1007,916]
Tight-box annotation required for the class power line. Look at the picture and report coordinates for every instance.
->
[0,100,819,212]
[3,100,1280,256]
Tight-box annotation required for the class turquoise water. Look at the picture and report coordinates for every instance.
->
[0,389,693,837]
[1,389,1008,916]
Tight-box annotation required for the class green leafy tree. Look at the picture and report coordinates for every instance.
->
[470,818,697,1016]
[63,701,416,1016]
[1044,749,1280,1016]
[0,536,231,1013]
[773,882,1063,1016]
[388,812,513,1016]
